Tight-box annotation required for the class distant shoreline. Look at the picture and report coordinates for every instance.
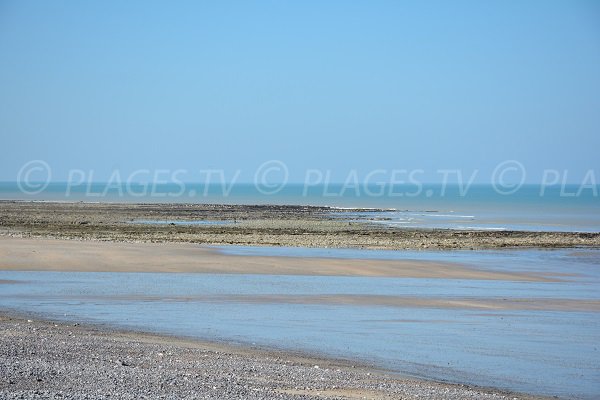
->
[0,201,598,250]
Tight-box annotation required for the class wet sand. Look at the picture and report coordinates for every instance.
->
[1,201,599,250]
[27,292,597,312]
[70,293,596,312]
[0,237,559,282]
[0,312,549,400]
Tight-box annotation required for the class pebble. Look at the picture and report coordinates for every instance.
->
[0,314,530,400]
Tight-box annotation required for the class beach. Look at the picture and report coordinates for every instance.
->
[3,1,599,398]
[0,312,547,400]
[0,236,560,282]
[1,202,599,399]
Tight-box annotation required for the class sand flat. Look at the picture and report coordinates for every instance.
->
[0,237,556,281]
[20,292,596,312]
[188,294,600,312]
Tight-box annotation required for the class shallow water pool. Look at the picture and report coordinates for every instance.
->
[1,247,599,399]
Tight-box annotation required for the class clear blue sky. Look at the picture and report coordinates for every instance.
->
[1,0,599,183]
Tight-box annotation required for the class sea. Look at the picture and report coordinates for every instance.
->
[0,182,599,232]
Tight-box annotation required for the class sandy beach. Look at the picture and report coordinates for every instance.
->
[0,236,559,282]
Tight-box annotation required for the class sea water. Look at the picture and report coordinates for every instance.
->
[1,247,599,399]
[0,183,599,232]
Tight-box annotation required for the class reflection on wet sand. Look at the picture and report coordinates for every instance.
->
[162,293,600,312]
[12,292,597,312]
